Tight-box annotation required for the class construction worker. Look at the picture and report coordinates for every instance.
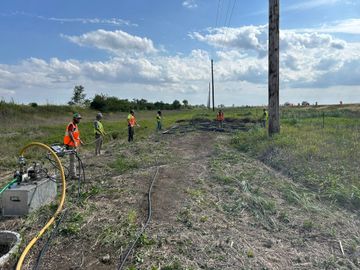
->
[64,113,84,178]
[127,110,140,142]
[94,112,106,156]
[262,108,268,128]
[156,110,162,131]
[216,110,224,128]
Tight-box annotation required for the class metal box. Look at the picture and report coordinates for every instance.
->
[1,179,57,216]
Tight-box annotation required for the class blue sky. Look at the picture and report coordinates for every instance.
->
[0,0,359,105]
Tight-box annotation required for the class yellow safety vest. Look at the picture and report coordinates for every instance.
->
[94,120,105,135]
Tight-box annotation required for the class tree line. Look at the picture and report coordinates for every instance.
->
[69,85,189,112]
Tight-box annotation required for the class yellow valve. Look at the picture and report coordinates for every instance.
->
[16,142,66,270]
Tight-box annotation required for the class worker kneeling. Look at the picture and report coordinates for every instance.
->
[64,113,84,179]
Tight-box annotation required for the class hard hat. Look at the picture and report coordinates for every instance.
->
[73,112,82,119]
[97,112,103,119]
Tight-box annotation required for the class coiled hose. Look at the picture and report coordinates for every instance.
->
[16,142,66,270]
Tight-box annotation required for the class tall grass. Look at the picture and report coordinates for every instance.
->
[232,106,360,210]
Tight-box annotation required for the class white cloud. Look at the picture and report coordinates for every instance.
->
[1,26,360,105]
[0,88,15,96]
[190,25,268,57]
[281,31,346,50]
[0,12,136,27]
[182,0,198,9]
[62,29,157,56]
[298,19,360,35]
[44,17,136,27]
[190,24,360,89]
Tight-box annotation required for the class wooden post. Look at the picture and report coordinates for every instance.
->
[211,59,215,111]
[207,82,211,109]
[268,0,280,135]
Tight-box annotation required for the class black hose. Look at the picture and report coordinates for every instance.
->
[117,166,159,270]
[33,151,85,269]
[75,152,86,199]
[45,155,70,179]
[32,209,68,270]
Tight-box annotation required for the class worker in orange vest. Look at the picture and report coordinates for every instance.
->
[216,110,224,128]
[127,110,140,142]
[64,112,84,178]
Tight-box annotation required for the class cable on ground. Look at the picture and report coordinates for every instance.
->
[117,165,159,270]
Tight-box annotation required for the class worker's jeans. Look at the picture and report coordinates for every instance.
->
[157,121,162,131]
[95,133,103,155]
[67,148,77,179]
[217,120,223,128]
[128,126,134,142]
[262,120,266,128]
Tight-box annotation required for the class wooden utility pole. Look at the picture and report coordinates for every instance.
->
[211,59,215,111]
[207,82,211,109]
[268,0,280,135]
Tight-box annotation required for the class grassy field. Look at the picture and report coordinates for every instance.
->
[0,103,195,170]
[1,103,359,269]
[2,102,359,211]
[231,104,360,211]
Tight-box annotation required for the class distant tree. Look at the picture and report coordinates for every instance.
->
[154,101,165,110]
[84,99,91,107]
[90,94,107,111]
[172,100,181,110]
[29,102,38,108]
[182,99,189,108]
[301,101,310,106]
[69,85,86,105]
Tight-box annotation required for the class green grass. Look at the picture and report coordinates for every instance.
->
[231,105,360,210]
[111,155,139,173]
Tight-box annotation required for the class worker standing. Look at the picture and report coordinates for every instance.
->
[94,112,106,156]
[64,113,84,178]
[262,108,268,128]
[127,110,140,142]
[216,110,224,128]
[156,110,162,131]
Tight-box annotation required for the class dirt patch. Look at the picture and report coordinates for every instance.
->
[149,133,215,223]
[166,118,259,134]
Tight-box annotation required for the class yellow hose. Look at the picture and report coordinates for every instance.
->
[16,142,66,270]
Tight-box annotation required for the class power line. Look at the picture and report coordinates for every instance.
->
[215,0,222,28]
[226,0,237,27]
[224,0,233,26]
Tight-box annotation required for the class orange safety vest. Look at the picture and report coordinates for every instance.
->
[64,122,80,147]
[127,114,136,127]
[217,112,224,121]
